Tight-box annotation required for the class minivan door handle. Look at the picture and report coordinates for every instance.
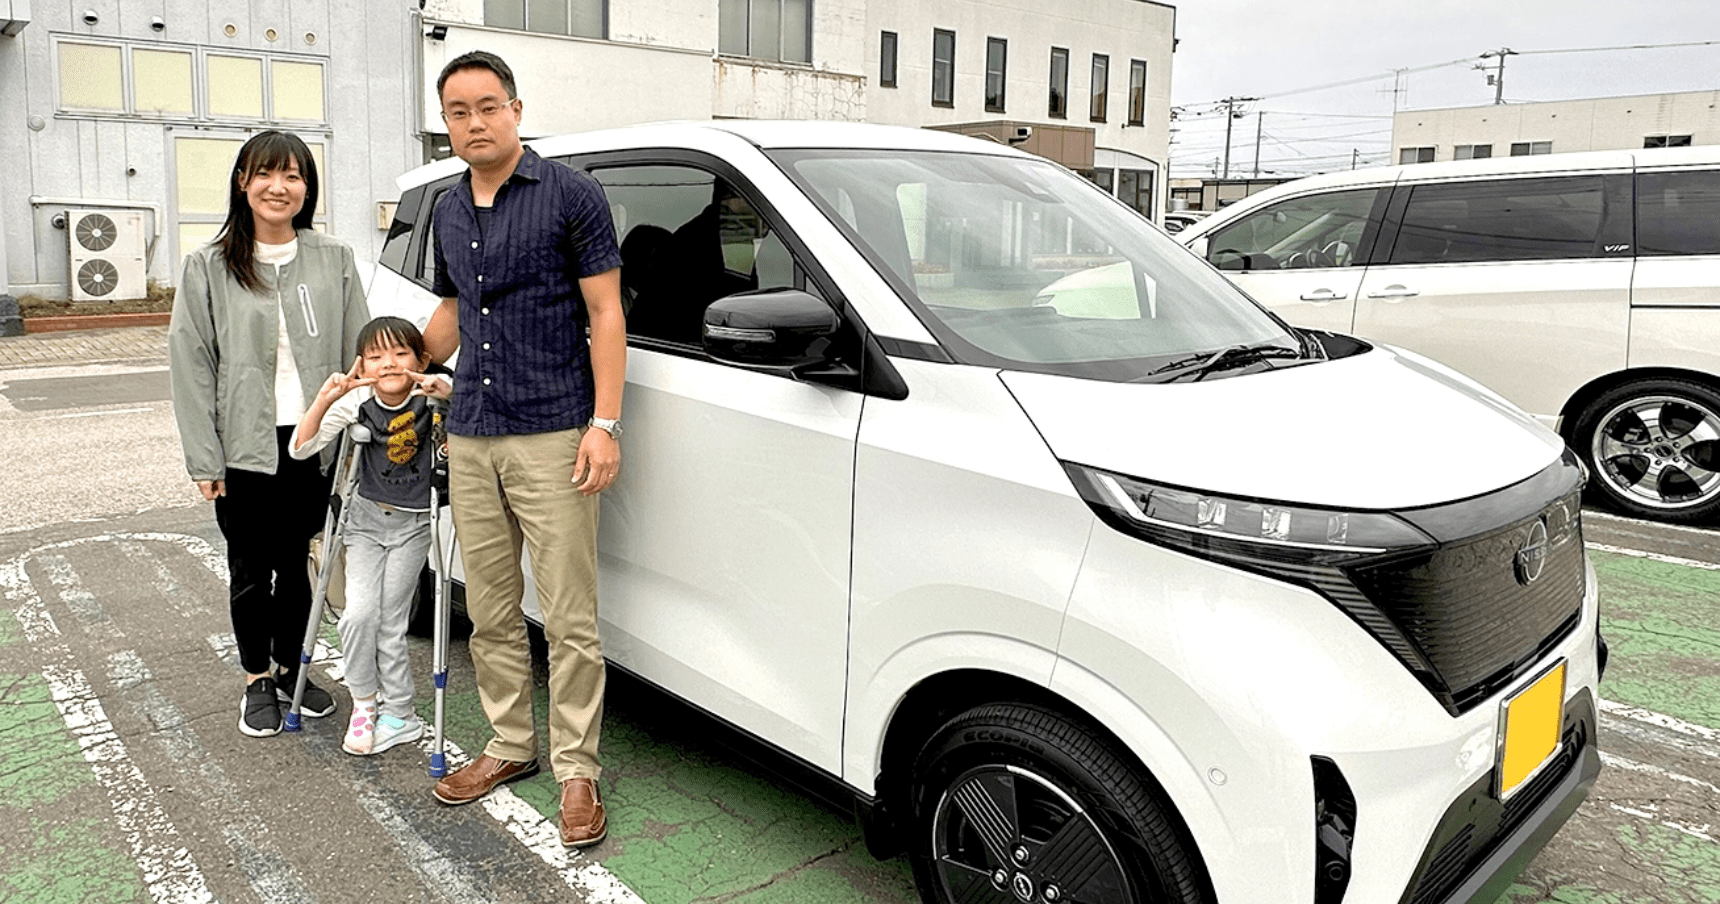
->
[1298,289,1348,302]
[1367,285,1419,299]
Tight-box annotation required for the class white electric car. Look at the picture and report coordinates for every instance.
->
[369,122,1603,904]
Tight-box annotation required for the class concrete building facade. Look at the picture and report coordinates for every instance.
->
[1,0,1174,303]
[1391,89,1720,165]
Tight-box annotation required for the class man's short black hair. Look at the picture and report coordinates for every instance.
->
[437,50,518,103]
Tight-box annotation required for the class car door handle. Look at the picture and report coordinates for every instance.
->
[1298,289,1348,302]
[1367,285,1419,299]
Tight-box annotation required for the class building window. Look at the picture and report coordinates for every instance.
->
[1644,134,1694,148]
[985,38,1007,113]
[485,0,605,39]
[1399,146,1436,164]
[55,37,325,125]
[1510,141,1553,156]
[1048,47,1068,119]
[931,29,955,108]
[132,48,194,115]
[1127,59,1146,126]
[57,42,125,111]
[880,31,897,88]
[1454,144,1492,160]
[718,0,811,64]
[1089,54,1108,122]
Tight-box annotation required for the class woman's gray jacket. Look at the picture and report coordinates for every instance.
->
[169,229,371,480]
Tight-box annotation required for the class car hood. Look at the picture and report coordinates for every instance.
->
[1001,345,1565,510]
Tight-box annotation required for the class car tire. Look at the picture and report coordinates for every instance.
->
[1571,377,1720,524]
[906,703,1211,904]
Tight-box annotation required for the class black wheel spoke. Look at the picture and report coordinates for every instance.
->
[950,771,1020,869]
[939,858,1013,904]
[1035,811,1123,900]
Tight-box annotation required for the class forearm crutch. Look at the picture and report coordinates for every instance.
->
[428,398,454,778]
[285,426,368,731]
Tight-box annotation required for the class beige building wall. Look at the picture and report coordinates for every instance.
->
[1392,89,1720,162]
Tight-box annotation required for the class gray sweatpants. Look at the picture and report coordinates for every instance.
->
[339,495,432,720]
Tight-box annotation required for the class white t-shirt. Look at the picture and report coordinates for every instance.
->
[257,239,304,426]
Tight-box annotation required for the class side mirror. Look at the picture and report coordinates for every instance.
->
[703,289,841,372]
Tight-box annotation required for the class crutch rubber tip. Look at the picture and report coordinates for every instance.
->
[429,753,447,778]
[284,712,302,732]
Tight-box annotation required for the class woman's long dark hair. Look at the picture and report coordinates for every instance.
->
[215,131,320,293]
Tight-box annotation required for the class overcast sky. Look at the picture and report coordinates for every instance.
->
[1164,0,1720,177]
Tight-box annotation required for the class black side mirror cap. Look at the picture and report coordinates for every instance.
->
[703,289,841,371]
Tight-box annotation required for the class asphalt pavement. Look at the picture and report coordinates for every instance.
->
[1,324,1717,904]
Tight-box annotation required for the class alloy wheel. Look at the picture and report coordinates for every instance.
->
[1590,394,1720,511]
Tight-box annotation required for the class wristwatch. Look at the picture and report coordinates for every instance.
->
[589,416,622,439]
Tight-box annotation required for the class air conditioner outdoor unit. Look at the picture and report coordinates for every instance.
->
[67,209,148,302]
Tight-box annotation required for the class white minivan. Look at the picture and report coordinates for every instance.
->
[1177,147,1720,525]
[369,122,1603,904]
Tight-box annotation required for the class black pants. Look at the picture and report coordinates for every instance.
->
[214,426,334,677]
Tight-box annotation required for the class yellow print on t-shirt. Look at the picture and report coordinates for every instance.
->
[387,410,420,464]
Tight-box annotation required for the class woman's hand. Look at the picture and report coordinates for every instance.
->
[407,371,453,400]
[316,356,375,402]
[195,479,226,501]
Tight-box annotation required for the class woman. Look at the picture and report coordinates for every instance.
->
[169,131,370,738]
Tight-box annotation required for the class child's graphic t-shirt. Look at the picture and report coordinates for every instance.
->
[290,386,445,511]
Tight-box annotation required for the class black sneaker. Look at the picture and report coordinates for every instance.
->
[240,676,282,738]
[276,673,337,718]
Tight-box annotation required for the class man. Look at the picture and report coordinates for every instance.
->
[422,50,625,849]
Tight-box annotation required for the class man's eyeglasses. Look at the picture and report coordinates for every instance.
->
[442,99,517,126]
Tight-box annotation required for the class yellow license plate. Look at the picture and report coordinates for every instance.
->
[1497,660,1567,799]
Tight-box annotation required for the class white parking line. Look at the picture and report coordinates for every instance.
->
[1585,510,1720,538]
[0,554,216,904]
[1600,751,1720,797]
[1586,541,1720,571]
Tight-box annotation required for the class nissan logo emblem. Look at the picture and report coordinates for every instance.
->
[1515,519,1549,585]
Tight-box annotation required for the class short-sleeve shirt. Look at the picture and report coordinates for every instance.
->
[289,387,440,511]
[431,147,622,437]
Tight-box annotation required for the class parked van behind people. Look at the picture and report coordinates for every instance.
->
[1178,147,1720,524]
[368,122,1604,904]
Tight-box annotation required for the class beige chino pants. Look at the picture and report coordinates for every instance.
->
[448,427,604,782]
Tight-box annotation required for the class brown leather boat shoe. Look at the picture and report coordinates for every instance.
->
[432,754,541,805]
[558,777,607,847]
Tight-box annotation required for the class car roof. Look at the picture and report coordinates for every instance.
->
[397,120,1030,190]
[1179,144,1720,241]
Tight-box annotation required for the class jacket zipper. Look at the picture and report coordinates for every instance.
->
[298,283,319,337]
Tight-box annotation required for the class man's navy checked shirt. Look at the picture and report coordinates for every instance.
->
[431,147,623,437]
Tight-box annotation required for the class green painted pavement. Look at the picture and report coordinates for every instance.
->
[0,610,151,904]
[1590,550,1720,731]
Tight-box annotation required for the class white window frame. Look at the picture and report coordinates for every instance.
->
[51,35,328,127]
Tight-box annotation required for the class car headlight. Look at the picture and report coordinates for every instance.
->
[1063,463,1437,569]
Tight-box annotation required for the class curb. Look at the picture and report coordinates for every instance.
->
[24,312,172,333]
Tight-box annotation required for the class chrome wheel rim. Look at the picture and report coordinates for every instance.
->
[1591,394,1720,510]
[931,764,1131,904]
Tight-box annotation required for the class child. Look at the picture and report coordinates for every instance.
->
[292,316,451,756]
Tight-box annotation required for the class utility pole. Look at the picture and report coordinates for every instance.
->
[1252,111,1264,178]
[1219,96,1255,180]
[1351,148,1360,170]
[1478,47,1517,105]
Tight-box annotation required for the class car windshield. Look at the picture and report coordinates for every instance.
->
[770,148,1297,381]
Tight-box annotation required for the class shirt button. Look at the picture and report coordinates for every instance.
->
[470,241,479,249]
[477,275,484,283]
[482,342,491,350]
[483,377,492,385]
[481,307,490,315]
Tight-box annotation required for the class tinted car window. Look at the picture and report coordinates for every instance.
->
[1637,169,1720,256]
[1389,176,1606,265]
[593,164,801,346]
[1207,188,1383,272]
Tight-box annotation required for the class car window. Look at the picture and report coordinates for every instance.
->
[771,149,1295,382]
[418,186,454,290]
[1388,176,1606,265]
[1207,188,1382,272]
[1637,169,1720,256]
[592,164,806,346]
[378,186,420,279]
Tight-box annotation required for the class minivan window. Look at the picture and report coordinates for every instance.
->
[1388,176,1606,265]
[595,164,803,346]
[1637,169,1720,256]
[771,149,1296,381]
[1207,188,1383,272]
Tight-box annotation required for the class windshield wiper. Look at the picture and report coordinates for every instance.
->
[1142,343,1308,383]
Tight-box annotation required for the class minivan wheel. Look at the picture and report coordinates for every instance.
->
[907,704,1210,904]
[1572,378,1720,523]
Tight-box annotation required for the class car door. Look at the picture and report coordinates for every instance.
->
[585,157,862,773]
[1354,173,1634,424]
[1200,186,1390,333]
[1628,165,1720,371]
